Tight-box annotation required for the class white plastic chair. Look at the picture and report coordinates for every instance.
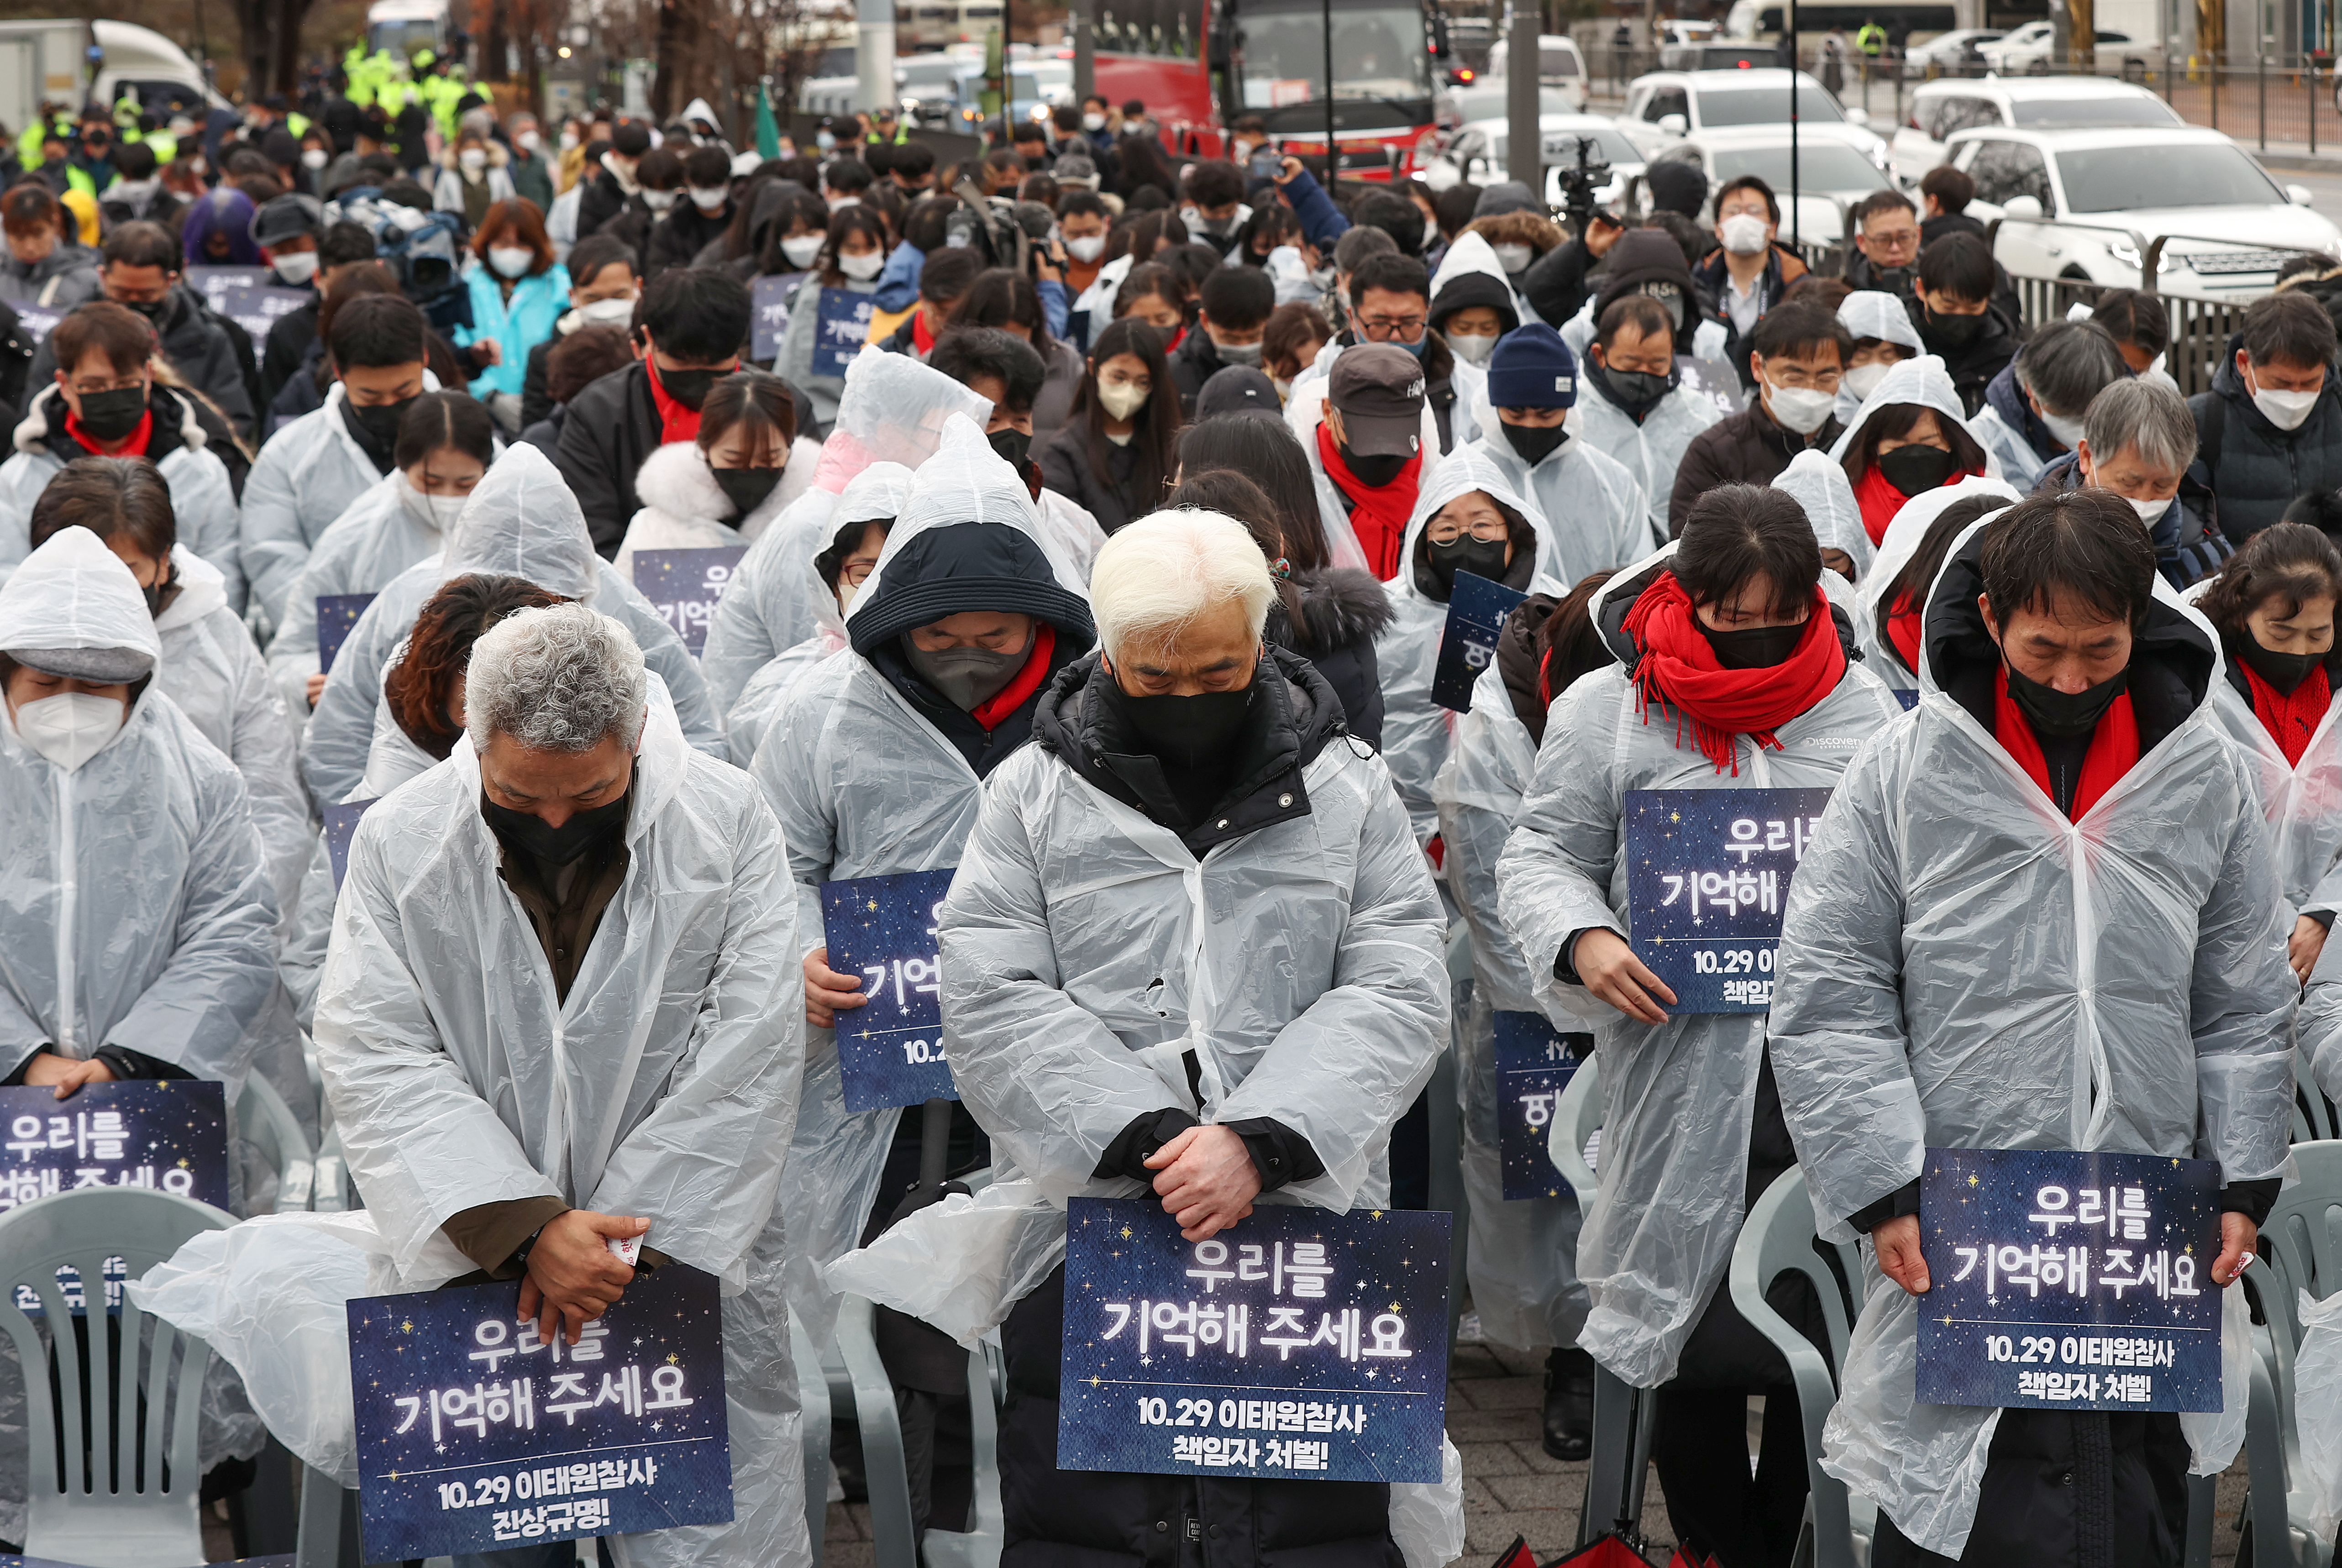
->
[2296,1049,2340,1145]
[834,1292,1005,1568]
[2243,1138,2342,1568]
[0,1185,235,1568]
[235,1074,315,1215]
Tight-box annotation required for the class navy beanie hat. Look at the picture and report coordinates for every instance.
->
[1486,323,1577,409]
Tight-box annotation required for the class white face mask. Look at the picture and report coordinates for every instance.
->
[301,147,329,170]
[576,294,635,325]
[1841,362,1890,402]
[488,245,534,279]
[1097,380,1148,421]
[1066,234,1106,263]
[1082,113,1106,132]
[560,129,580,151]
[518,130,541,153]
[273,249,320,285]
[459,147,488,173]
[1445,330,1498,365]
[2126,493,2174,524]
[1765,381,1837,435]
[1491,242,1533,275]
[1719,212,1771,257]
[641,189,677,212]
[404,473,469,533]
[13,691,122,771]
[2249,367,2321,432]
[780,234,824,269]
[838,248,885,282]
[2041,408,2086,449]
[687,185,728,212]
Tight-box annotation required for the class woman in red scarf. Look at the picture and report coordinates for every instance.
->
[1495,482,1904,1568]
[2195,521,2342,983]
[1843,402,1990,546]
[1866,490,2018,692]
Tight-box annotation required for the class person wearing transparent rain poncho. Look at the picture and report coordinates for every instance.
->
[0,524,281,1548]
[1768,492,2292,1567]
[826,508,1462,1567]
[753,415,1093,1541]
[313,600,809,1568]
[1494,486,1903,1567]
[699,346,992,719]
[298,442,724,809]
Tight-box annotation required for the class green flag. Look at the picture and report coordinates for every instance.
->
[756,77,781,158]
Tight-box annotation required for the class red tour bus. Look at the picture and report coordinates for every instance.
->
[1089,0,1448,178]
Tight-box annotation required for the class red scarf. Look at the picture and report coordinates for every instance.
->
[2242,660,2332,767]
[1853,461,1985,546]
[912,304,939,358]
[66,405,152,459]
[646,357,709,445]
[1315,422,1420,581]
[970,624,1056,731]
[1622,572,1847,774]
[1885,588,1923,674]
[1993,669,2140,820]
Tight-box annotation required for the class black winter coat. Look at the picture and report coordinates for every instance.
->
[261,294,320,414]
[646,201,734,278]
[2185,339,2342,542]
[1904,294,2021,418]
[1035,421,1150,534]
[1669,401,1844,535]
[575,167,631,243]
[1264,566,1395,750]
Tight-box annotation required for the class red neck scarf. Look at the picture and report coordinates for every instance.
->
[1315,422,1420,581]
[1853,461,1985,546]
[1993,668,2140,820]
[971,624,1056,731]
[912,304,939,358]
[1622,572,1848,774]
[66,405,152,459]
[2242,660,2332,767]
[646,357,710,445]
[1885,588,1923,674]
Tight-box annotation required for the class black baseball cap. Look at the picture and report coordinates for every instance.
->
[1327,345,1426,458]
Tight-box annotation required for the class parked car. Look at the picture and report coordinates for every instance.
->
[1617,67,1894,174]
[1649,126,1899,242]
[1417,112,1647,207]
[1980,21,2161,75]
[1896,26,2005,72]
[1468,33,1592,111]
[1660,42,1788,69]
[1945,123,2342,296]
[1891,74,2183,180]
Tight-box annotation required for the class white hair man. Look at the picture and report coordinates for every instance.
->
[315,603,811,1568]
[880,508,1450,1557]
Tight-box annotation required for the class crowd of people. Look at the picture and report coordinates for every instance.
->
[2,71,2342,1568]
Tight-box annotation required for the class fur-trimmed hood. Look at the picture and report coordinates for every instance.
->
[1287,565,1397,650]
[1464,210,1565,258]
[630,434,822,537]
[440,141,511,175]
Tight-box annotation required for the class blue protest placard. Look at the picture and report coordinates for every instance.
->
[751,271,809,362]
[347,1264,733,1561]
[811,286,877,378]
[318,592,375,675]
[324,798,379,892]
[11,304,61,344]
[1894,688,1919,711]
[1430,571,1528,713]
[1492,1011,1586,1201]
[819,868,957,1113]
[631,547,746,659]
[1621,786,1834,1014]
[215,282,314,366]
[1059,1197,1451,1483]
[1916,1147,2223,1413]
[0,1559,294,1567]
[0,1080,231,1315]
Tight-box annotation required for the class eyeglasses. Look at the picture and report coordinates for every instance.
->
[1358,315,1427,344]
[840,560,879,586]
[1425,514,1508,544]
[70,374,143,395]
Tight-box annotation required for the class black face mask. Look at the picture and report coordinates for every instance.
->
[1594,363,1672,417]
[657,365,721,410]
[1877,442,1960,496]
[75,384,147,444]
[2005,661,2128,738]
[1699,617,1808,669]
[1339,443,1409,488]
[347,393,415,458]
[1501,419,1570,467]
[713,465,783,517]
[141,562,174,618]
[1922,306,1988,351]
[1427,535,1511,596]
[119,294,166,323]
[988,427,1032,469]
[1113,681,1257,770]
[481,784,631,867]
[2237,636,2327,696]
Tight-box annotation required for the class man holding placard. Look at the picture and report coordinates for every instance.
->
[1496,487,1903,1567]
[316,602,809,1568]
[1769,491,2294,1567]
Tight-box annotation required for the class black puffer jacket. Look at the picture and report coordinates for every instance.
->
[1904,294,2021,419]
[1265,565,1395,749]
[2032,450,2233,590]
[2185,335,2342,542]
[1036,420,1149,534]
[1668,401,1844,535]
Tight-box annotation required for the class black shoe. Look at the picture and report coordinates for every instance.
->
[1542,1346,1596,1461]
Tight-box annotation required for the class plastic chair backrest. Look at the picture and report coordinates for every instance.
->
[2253,1138,2342,1457]
[0,1185,235,1568]
[1547,1054,1602,1212]
[235,1074,315,1215]
[2294,1050,2340,1145]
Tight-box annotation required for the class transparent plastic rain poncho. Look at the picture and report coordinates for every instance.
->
[1559,296,1732,381]
[726,461,915,766]
[2198,662,2342,925]
[1281,347,1447,577]
[1378,447,1566,846]
[239,382,410,637]
[2292,1286,2342,1544]
[0,525,278,1091]
[1832,289,1925,427]
[1772,447,1875,580]
[1433,656,1595,1350]
[701,347,992,717]
[1826,352,2005,483]
[750,419,1089,1349]
[0,387,247,612]
[1493,542,1904,1388]
[298,442,723,807]
[1850,475,2023,697]
[314,677,811,1568]
[1570,368,1726,549]
[263,472,440,724]
[1464,397,1656,584]
[1766,521,2293,1555]
[1430,232,1528,336]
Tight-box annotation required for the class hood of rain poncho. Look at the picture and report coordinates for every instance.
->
[809,345,993,495]
[1826,353,1993,472]
[1838,288,1923,355]
[1388,445,1561,611]
[0,524,163,682]
[440,442,601,602]
[844,414,1094,655]
[1772,447,1875,578]
[1428,231,1525,336]
[798,459,913,655]
[1854,474,2023,686]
